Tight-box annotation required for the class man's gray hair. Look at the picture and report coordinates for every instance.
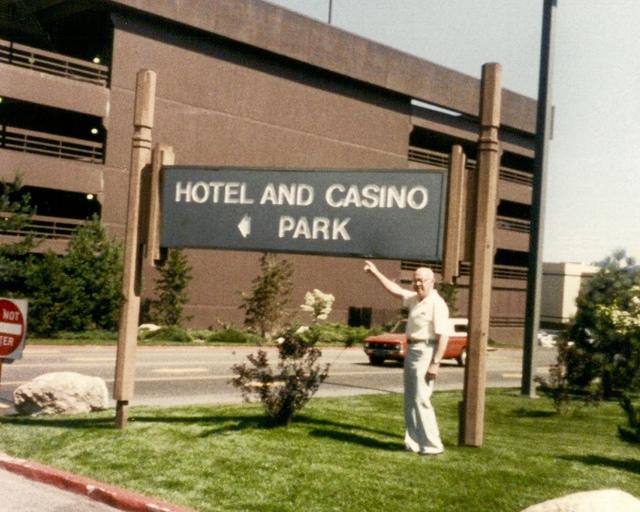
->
[414,267,435,281]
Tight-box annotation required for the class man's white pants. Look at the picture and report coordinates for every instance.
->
[403,342,444,454]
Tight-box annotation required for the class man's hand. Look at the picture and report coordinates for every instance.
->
[426,362,439,382]
[364,260,378,275]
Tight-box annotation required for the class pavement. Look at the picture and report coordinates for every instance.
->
[0,453,196,512]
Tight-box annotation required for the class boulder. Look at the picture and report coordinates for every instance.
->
[521,489,640,512]
[13,372,110,416]
[139,323,161,333]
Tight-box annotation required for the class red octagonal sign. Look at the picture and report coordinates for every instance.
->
[0,298,28,360]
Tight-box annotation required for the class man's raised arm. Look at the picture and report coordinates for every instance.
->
[364,260,412,300]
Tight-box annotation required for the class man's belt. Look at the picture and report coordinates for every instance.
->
[407,337,437,344]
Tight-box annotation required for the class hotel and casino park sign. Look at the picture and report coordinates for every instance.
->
[161,167,446,261]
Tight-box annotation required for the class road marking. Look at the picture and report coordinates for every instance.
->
[0,369,399,387]
[151,368,208,374]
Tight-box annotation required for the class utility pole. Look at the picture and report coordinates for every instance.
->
[522,0,557,397]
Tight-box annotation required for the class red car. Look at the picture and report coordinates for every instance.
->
[363,318,468,366]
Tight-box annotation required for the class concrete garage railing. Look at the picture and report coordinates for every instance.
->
[0,125,104,164]
[407,147,534,187]
[0,38,108,86]
[0,213,84,240]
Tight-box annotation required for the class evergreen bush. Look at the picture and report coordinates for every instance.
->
[239,253,293,338]
[206,328,262,344]
[25,217,122,336]
[0,174,39,296]
[141,325,193,342]
[231,326,329,426]
[147,249,193,327]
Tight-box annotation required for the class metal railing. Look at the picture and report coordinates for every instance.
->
[499,167,534,186]
[408,147,533,186]
[0,213,84,240]
[402,260,528,281]
[0,38,108,86]
[1,125,104,164]
[496,216,531,234]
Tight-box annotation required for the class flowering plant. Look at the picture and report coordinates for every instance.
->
[300,289,335,322]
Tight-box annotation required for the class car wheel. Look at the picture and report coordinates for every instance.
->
[369,355,385,366]
[456,349,467,367]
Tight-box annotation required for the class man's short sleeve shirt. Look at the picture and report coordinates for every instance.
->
[402,290,450,341]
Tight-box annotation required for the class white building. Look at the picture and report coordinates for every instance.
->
[541,262,600,327]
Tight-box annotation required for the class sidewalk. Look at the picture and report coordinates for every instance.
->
[0,453,196,512]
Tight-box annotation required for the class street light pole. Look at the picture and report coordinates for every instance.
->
[522,0,557,397]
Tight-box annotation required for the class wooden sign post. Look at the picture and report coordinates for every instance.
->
[461,63,502,447]
[443,145,466,284]
[114,69,156,429]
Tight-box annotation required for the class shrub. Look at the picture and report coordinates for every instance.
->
[141,325,193,342]
[25,217,123,336]
[305,323,373,347]
[0,174,39,296]
[539,250,640,443]
[436,282,458,314]
[51,330,118,341]
[561,250,640,399]
[206,328,262,344]
[240,253,293,338]
[147,249,193,327]
[231,326,329,426]
[64,216,123,330]
[618,393,640,444]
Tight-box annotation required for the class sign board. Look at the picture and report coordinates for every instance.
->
[0,298,28,361]
[160,167,447,261]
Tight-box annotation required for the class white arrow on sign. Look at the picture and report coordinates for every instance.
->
[238,214,252,238]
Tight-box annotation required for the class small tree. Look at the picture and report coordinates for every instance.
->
[149,249,193,326]
[563,250,640,399]
[0,174,39,296]
[240,253,293,338]
[25,252,82,335]
[25,216,123,335]
[539,250,640,429]
[595,284,640,443]
[231,326,330,426]
[64,216,123,330]
[436,282,458,314]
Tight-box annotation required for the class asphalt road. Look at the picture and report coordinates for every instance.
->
[0,344,557,412]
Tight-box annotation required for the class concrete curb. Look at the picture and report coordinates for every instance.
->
[0,453,196,512]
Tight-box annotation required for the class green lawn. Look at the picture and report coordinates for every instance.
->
[1,390,638,512]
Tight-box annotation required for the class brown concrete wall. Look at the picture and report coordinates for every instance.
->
[0,150,103,194]
[0,64,109,118]
[446,277,526,345]
[107,19,412,327]
[109,0,536,134]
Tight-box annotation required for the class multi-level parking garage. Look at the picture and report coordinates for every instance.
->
[0,0,537,342]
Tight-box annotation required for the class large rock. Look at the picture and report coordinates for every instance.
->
[521,489,640,512]
[13,372,109,416]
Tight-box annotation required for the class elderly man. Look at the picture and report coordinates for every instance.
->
[364,260,449,455]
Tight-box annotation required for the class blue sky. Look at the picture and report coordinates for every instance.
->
[266,0,640,265]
